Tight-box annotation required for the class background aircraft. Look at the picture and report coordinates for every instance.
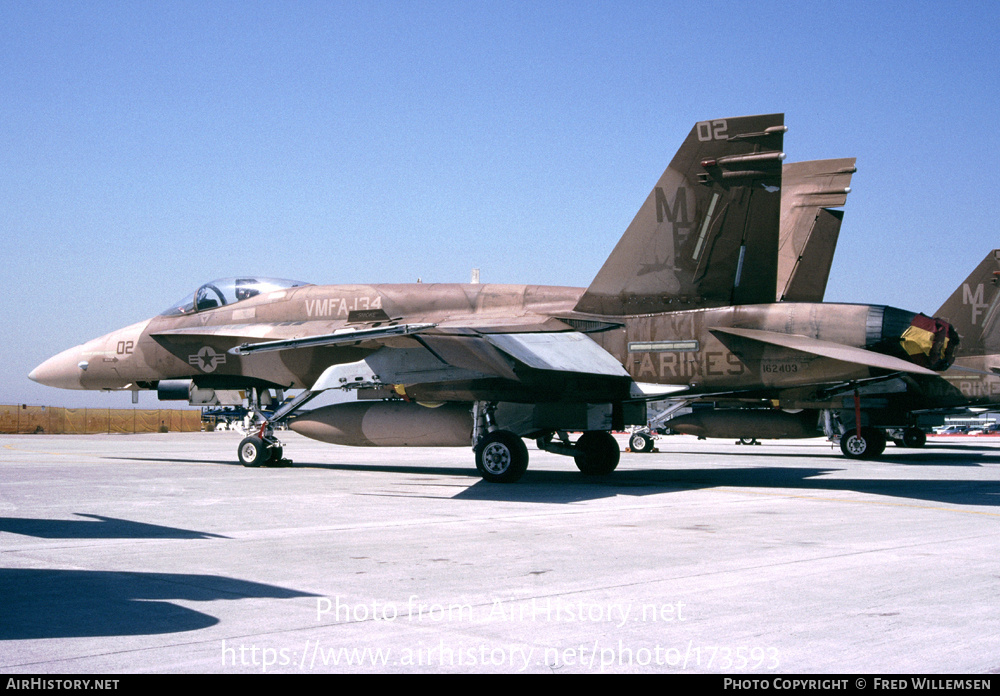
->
[30,114,959,480]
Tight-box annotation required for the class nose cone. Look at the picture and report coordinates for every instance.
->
[29,346,88,390]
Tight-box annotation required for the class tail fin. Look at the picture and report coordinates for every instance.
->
[575,114,785,315]
[934,250,1000,357]
[776,158,856,302]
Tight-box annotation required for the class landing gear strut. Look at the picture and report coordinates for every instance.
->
[237,387,320,468]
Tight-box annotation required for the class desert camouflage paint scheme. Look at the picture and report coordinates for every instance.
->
[665,226,998,454]
[30,114,959,479]
[932,250,1000,404]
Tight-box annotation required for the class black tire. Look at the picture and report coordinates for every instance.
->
[574,431,620,475]
[902,427,926,448]
[839,427,886,460]
[866,429,887,458]
[629,432,654,453]
[238,436,270,467]
[475,431,529,483]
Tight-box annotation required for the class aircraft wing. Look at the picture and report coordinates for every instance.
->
[710,327,939,376]
[155,316,635,401]
[208,315,629,379]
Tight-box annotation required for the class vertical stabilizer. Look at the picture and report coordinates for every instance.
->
[575,114,785,315]
[935,250,1000,357]
[776,158,856,302]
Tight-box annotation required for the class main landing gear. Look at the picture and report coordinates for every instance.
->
[472,403,621,483]
[472,429,621,483]
[827,390,927,460]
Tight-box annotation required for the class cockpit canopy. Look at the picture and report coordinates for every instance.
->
[161,277,312,316]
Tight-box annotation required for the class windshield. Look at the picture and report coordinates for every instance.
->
[161,277,311,316]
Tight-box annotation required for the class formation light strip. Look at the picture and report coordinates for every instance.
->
[628,340,700,353]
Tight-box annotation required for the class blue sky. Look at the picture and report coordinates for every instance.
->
[3,1,999,407]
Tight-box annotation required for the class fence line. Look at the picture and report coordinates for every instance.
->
[0,405,202,434]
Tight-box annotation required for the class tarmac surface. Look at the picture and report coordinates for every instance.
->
[2,430,999,674]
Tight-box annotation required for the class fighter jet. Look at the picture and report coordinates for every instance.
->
[29,114,959,480]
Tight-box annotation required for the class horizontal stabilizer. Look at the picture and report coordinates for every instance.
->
[710,327,938,376]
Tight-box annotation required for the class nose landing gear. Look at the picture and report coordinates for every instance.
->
[238,434,288,467]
